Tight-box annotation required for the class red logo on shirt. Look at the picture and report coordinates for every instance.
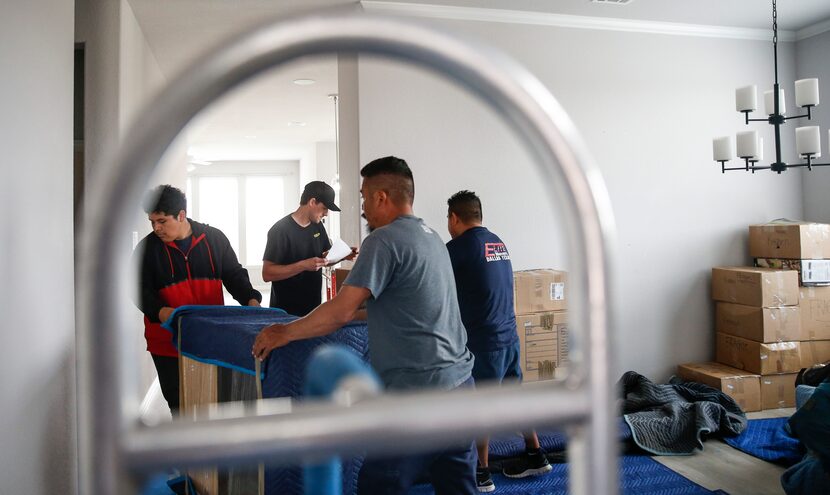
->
[484,243,510,262]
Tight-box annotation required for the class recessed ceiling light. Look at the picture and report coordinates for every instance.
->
[293,78,316,86]
[288,121,307,127]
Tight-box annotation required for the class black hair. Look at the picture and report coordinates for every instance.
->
[360,156,415,205]
[143,184,186,216]
[447,190,482,223]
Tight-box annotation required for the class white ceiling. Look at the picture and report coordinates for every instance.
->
[128,0,830,162]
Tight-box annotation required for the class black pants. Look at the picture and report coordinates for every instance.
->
[151,354,180,412]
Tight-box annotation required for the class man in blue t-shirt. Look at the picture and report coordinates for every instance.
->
[253,157,477,495]
[446,191,552,492]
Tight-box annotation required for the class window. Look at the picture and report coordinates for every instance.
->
[188,161,299,292]
[198,177,240,254]
[245,176,284,264]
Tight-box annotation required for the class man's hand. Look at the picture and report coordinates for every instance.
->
[301,257,328,272]
[159,307,174,323]
[247,299,261,307]
[344,247,359,262]
[252,324,292,361]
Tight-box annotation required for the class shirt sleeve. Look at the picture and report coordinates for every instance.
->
[262,224,285,263]
[343,233,394,299]
[133,238,166,322]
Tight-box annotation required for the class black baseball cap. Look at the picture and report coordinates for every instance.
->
[302,180,341,212]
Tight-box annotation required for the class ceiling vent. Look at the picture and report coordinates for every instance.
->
[590,0,634,5]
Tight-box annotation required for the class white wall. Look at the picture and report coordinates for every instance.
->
[797,29,830,223]
[120,0,180,396]
[358,17,804,380]
[78,0,183,420]
[0,1,76,494]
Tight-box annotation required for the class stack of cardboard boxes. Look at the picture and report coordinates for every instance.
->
[679,220,830,412]
[513,269,568,382]
[752,222,830,373]
[332,267,570,383]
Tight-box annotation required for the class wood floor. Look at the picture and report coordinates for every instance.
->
[653,408,794,495]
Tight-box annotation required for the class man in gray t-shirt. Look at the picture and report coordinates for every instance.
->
[253,156,476,495]
[347,213,473,390]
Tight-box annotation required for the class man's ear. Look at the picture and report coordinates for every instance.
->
[375,189,388,204]
[177,210,186,222]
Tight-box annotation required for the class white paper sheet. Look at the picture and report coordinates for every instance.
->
[326,237,352,263]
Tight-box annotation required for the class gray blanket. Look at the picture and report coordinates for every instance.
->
[620,371,747,455]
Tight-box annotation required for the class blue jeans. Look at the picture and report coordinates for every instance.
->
[357,376,477,495]
[471,340,523,385]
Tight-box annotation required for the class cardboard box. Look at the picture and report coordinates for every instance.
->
[715,333,802,374]
[801,340,830,367]
[677,362,761,412]
[715,302,801,343]
[755,258,830,286]
[760,373,798,409]
[513,270,567,314]
[516,311,567,382]
[333,268,350,295]
[749,221,830,259]
[711,267,799,307]
[799,286,830,340]
[558,325,569,368]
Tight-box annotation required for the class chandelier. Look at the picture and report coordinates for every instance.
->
[712,0,828,174]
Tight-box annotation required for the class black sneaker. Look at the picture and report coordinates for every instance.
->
[503,451,553,478]
[476,467,495,493]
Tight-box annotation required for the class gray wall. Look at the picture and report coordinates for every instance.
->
[0,1,77,494]
[797,30,830,223]
[357,18,805,380]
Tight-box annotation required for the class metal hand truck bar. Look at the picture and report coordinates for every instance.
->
[77,9,618,495]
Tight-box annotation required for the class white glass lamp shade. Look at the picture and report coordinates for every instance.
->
[796,126,821,158]
[795,78,820,107]
[735,85,758,112]
[713,136,732,161]
[764,89,786,116]
[736,131,759,158]
[752,137,764,161]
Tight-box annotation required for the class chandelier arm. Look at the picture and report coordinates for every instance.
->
[789,161,830,169]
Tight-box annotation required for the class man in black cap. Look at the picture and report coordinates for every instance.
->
[262,180,356,316]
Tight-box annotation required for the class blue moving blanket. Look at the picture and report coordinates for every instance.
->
[722,418,803,466]
[163,305,370,495]
[409,455,729,495]
[488,418,633,460]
